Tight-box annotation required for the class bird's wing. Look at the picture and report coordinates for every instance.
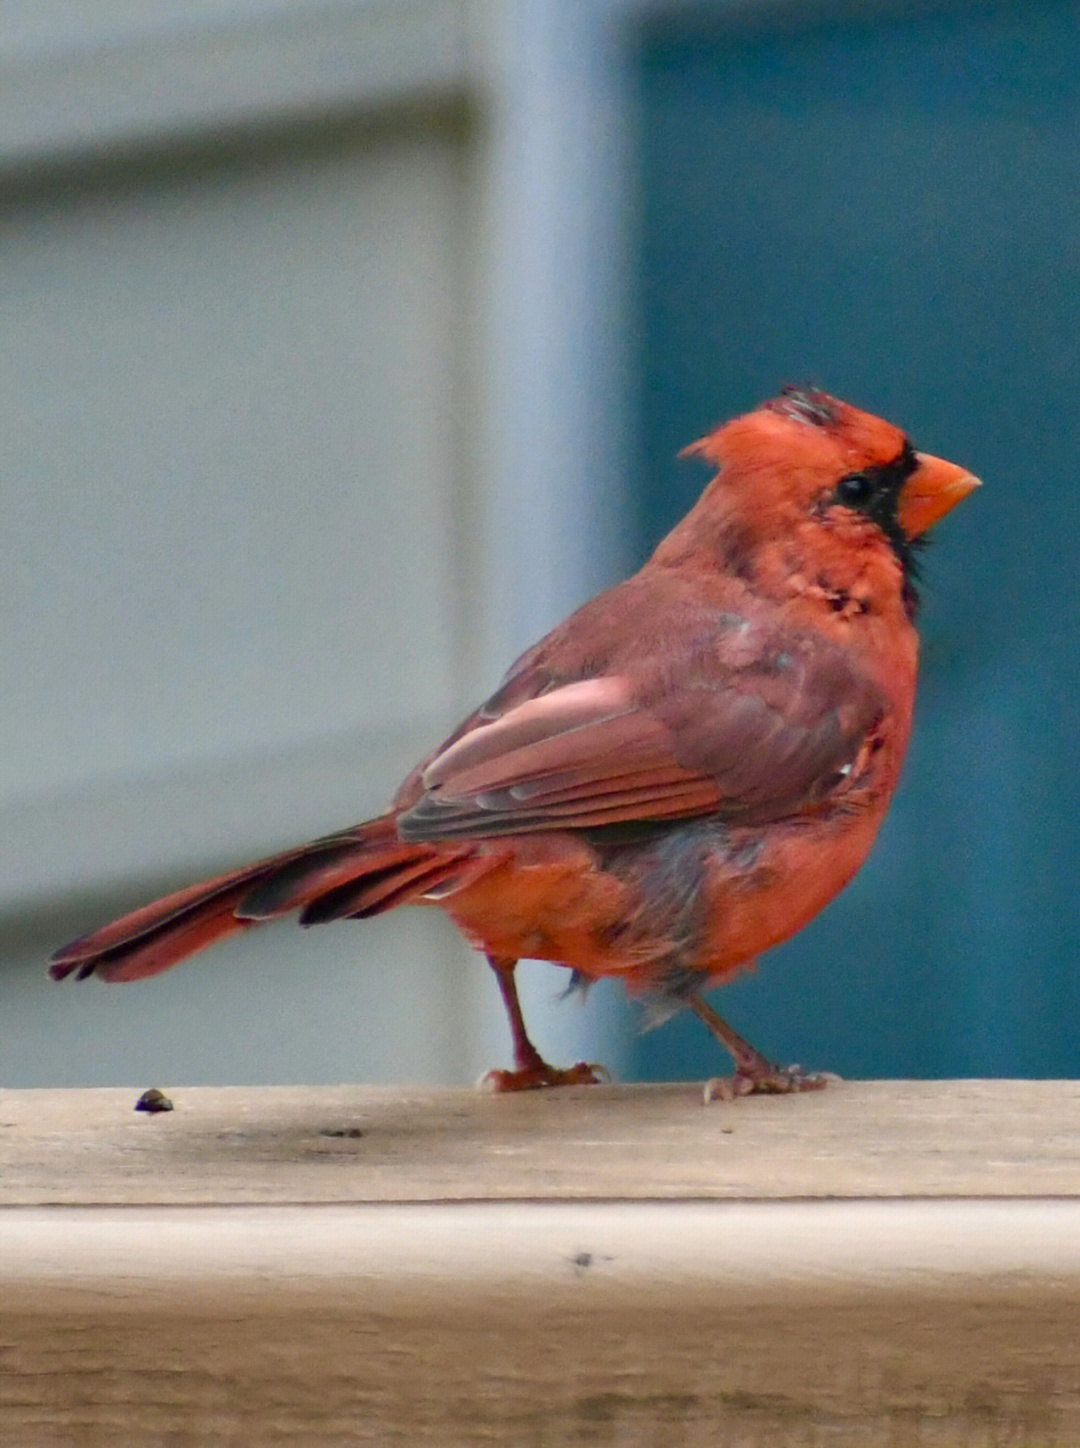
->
[396,602,886,841]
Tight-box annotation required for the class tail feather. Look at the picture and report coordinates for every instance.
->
[68,886,257,983]
[238,828,422,921]
[50,857,286,969]
[299,855,470,925]
[49,813,466,984]
[341,848,511,922]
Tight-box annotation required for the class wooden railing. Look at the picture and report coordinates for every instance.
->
[4,1080,1080,1444]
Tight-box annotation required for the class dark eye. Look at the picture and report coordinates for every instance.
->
[837,471,874,505]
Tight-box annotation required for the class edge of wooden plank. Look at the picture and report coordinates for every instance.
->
[5,1199,1080,1310]
[6,1200,1080,1445]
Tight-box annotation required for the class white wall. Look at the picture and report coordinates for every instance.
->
[3,113,484,1085]
[2,0,635,1088]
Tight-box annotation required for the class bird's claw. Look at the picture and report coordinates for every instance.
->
[478,1060,610,1093]
[702,1065,838,1104]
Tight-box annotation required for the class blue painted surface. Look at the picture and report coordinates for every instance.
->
[629,2,1080,1079]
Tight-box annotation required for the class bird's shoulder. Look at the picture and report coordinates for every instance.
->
[392,566,890,823]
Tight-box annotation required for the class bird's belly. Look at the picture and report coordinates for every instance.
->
[439,803,889,993]
[692,808,888,985]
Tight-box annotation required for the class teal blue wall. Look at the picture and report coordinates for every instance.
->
[630,2,1080,1079]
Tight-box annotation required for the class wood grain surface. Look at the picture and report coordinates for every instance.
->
[3,1081,1080,1445]
[5,1078,1080,1204]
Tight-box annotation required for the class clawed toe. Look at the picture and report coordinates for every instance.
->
[479,1060,609,1093]
[703,1065,837,1104]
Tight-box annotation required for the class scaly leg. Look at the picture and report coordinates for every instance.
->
[481,954,606,1092]
[689,993,834,1103]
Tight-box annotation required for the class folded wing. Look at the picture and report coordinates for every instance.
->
[397,609,885,841]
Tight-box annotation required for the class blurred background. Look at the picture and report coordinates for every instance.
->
[4,0,1078,1088]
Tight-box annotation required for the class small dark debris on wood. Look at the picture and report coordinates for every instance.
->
[135,1088,174,1114]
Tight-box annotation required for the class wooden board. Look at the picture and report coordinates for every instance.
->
[4,1081,1080,1445]
[5,1078,1080,1204]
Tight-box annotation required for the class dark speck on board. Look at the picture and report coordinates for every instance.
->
[134,1087,174,1114]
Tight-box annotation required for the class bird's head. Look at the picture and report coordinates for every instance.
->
[658,387,980,616]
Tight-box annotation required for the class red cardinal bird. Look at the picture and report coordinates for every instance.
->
[51,389,978,1097]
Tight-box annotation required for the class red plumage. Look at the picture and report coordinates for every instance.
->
[52,389,978,1096]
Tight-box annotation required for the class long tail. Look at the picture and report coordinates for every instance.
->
[49,814,475,984]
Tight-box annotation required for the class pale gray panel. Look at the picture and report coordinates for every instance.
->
[0,0,474,168]
[5,904,469,1088]
[3,128,465,812]
[3,120,479,1085]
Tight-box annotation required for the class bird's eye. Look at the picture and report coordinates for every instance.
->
[837,472,874,505]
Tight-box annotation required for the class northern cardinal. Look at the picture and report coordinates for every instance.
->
[51,389,978,1097]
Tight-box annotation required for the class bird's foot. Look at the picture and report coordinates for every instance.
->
[703,1063,837,1104]
[479,1060,610,1093]
[687,993,836,1104]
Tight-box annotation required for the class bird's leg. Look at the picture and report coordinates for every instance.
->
[481,954,607,1092]
[689,993,833,1103]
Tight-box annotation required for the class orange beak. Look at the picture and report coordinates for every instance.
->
[898,452,981,538]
